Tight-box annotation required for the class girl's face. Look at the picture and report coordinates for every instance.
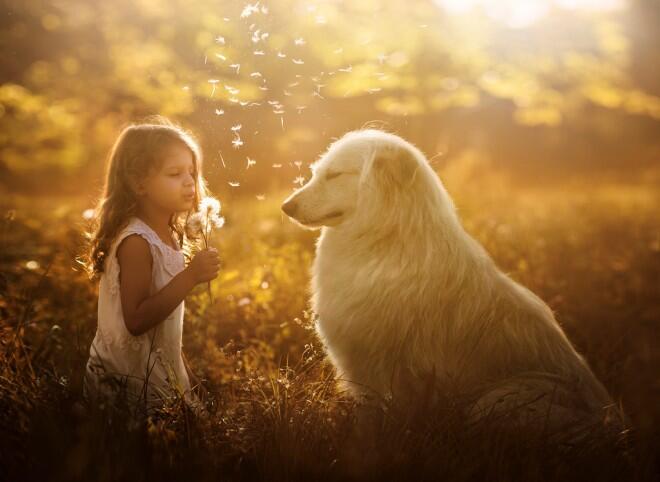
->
[138,141,197,215]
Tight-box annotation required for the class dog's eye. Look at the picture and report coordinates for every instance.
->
[325,172,342,180]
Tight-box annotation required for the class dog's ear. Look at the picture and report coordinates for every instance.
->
[370,145,419,192]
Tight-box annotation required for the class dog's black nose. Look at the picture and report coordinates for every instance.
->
[281,199,297,217]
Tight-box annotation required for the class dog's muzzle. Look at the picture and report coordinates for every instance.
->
[281,199,298,217]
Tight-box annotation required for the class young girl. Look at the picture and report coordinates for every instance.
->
[81,117,219,414]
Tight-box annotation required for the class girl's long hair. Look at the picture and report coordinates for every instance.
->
[80,116,209,280]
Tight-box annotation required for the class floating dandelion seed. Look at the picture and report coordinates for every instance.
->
[294,175,305,186]
[253,50,265,56]
[367,87,382,94]
[208,79,220,96]
[293,160,302,169]
[261,32,269,41]
[229,63,241,74]
[294,37,305,45]
[228,97,240,103]
[283,90,292,96]
[215,53,227,61]
[296,105,307,113]
[228,181,240,187]
[258,86,269,91]
[277,51,287,58]
[232,136,244,149]
[182,85,190,91]
[256,194,265,201]
[240,2,260,18]
[288,81,300,87]
[246,157,256,168]
[250,72,263,78]
[26,260,40,270]
[231,124,242,132]
[239,100,249,106]
[219,151,226,168]
[338,66,353,73]
[280,116,285,130]
[215,36,225,44]
[272,163,282,168]
[292,58,304,65]
[225,85,240,95]
[82,208,95,220]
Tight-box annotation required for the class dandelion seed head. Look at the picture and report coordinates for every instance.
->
[186,212,204,233]
[199,197,221,216]
[210,214,225,229]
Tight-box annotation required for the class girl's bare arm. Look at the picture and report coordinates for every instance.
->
[116,234,219,336]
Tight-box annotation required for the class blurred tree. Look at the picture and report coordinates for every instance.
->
[0,0,658,192]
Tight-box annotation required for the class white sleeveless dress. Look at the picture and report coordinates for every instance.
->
[84,216,194,411]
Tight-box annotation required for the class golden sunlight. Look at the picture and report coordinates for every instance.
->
[433,0,626,28]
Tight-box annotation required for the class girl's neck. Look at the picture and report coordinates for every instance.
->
[135,205,173,236]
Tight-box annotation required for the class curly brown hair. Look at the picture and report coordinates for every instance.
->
[80,116,210,280]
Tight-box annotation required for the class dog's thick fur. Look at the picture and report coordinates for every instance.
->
[282,129,617,427]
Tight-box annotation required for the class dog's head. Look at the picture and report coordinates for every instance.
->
[281,129,429,229]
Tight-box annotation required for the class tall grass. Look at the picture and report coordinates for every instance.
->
[0,163,658,481]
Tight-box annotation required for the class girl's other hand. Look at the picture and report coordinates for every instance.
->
[187,248,220,284]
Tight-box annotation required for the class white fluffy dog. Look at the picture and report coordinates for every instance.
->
[282,129,617,427]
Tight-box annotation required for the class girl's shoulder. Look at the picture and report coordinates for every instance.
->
[111,217,184,276]
[115,217,165,250]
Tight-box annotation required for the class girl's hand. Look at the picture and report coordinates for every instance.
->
[187,248,220,284]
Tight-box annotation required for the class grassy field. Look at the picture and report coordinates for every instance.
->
[0,162,658,481]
